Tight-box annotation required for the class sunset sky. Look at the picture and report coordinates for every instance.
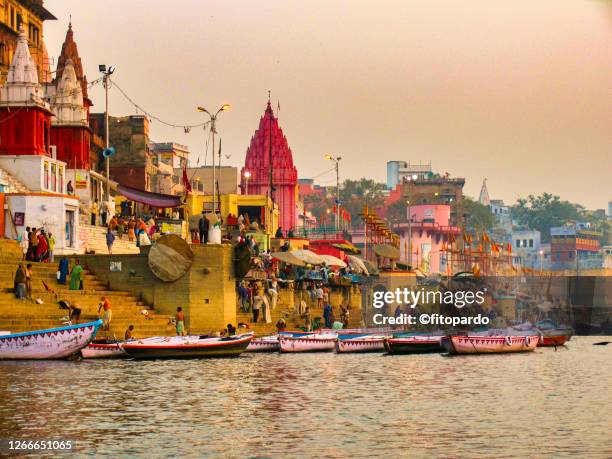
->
[44,0,611,209]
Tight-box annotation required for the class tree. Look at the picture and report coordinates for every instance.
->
[386,199,408,225]
[462,196,495,234]
[511,193,582,243]
[339,179,387,229]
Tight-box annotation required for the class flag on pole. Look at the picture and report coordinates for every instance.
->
[182,167,192,193]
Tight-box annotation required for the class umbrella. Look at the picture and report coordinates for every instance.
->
[373,244,400,260]
[332,243,361,254]
[291,249,325,265]
[347,255,369,275]
[361,258,380,276]
[270,251,307,267]
[319,254,347,268]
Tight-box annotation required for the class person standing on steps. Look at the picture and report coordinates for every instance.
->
[58,256,69,285]
[47,233,56,263]
[19,226,29,261]
[100,200,108,227]
[91,200,99,226]
[13,263,27,300]
[98,296,112,331]
[106,228,115,255]
[25,263,33,300]
[69,259,84,290]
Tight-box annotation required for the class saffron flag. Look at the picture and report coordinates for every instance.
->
[182,167,192,193]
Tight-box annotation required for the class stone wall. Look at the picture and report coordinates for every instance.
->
[77,243,236,332]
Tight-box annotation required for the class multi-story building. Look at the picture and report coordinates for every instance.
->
[386,161,432,189]
[150,142,189,195]
[0,0,55,84]
[89,114,155,191]
[550,222,602,270]
[511,229,542,269]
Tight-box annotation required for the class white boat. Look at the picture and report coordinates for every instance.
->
[279,333,337,352]
[336,336,386,353]
[120,333,254,359]
[246,335,280,352]
[0,320,102,360]
[442,335,539,355]
[81,340,128,359]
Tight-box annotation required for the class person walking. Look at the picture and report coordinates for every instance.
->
[69,259,84,290]
[106,228,115,255]
[47,233,56,263]
[268,277,278,310]
[14,263,27,300]
[128,218,136,242]
[175,307,186,336]
[316,284,324,308]
[28,228,38,261]
[98,296,112,331]
[252,294,262,323]
[238,281,251,313]
[100,200,108,227]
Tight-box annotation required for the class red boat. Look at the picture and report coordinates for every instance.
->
[535,320,574,347]
[538,334,569,347]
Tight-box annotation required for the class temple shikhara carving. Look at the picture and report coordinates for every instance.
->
[241,101,298,231]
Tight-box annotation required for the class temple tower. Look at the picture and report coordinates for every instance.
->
[46,22,91,170]
[241,101,298,231]
[0,26,52,156]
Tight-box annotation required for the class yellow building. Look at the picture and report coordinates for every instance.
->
[186,193,279,235]
[0,0,55,84]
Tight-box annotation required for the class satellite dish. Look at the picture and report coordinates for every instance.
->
[148,234,194,282]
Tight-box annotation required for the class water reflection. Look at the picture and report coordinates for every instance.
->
[0,337,610,458]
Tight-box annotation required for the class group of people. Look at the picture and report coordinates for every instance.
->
[90,199,113,227]
[105,215,156,251]
[19,227,55,263]
[237,277,279,324]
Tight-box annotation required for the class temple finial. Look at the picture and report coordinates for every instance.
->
[69,14,72,29]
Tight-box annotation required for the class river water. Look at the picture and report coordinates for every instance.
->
[0,336,610,458]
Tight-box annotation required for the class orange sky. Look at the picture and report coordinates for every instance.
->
[44,0,611,209]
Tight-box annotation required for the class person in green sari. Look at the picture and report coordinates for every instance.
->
[69,259,84,290]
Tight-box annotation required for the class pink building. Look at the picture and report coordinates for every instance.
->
[394,204,460,273]
[241,102,298,231]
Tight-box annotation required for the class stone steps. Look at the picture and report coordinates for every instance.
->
[80,224,141,255]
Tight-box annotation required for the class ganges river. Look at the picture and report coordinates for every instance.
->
[0,336,610,458]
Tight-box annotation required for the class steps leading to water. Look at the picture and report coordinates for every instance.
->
[0,256,174,338]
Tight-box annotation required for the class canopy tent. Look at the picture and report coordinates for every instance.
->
[319,254,347,268]
[291,249,325,266]
[116,185,183,209]
[347,255,369,275]
[361,258,380,276]
[373,243,400,260]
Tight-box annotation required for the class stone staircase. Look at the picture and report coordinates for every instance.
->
[0,246,174,338]
[80,224,141,255]
[236,289,362,336]
[0,165,29,193]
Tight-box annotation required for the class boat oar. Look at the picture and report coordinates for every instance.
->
[593,341,610,346]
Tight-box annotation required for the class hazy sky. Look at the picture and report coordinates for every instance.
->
[43,0,611,209]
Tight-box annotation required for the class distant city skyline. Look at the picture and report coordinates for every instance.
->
[43,0,611,209]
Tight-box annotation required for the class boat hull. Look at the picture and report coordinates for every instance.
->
[246,336,280,352]
[81,342,127,359]
[279,336,336,352]
[121,334,253,359]
[538,334,569,347]
[384,337,444,354]
[442,335,539,355]
[336,338,385,353]
[0,320,102,360]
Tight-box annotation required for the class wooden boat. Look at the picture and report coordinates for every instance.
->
[535,320,574,347]
[442,335,539,355]
[120,333,253,359]
[0,320,102,360]
[81,340,129,359]
[279,334,337,352]
[246,335,280,352]
[336,336,386,353]
[384,335,445,354]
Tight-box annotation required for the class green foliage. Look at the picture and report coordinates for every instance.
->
[462,196,495,233]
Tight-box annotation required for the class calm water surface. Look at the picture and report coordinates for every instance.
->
[0,336,610,458]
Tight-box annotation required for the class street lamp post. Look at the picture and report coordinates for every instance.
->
[244,170,251,195]
[197,104,230,218]
[99,64,115,201]
[325,154,342,234]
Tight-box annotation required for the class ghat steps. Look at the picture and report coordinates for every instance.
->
[0,252,174,338]
[80,224,141,255]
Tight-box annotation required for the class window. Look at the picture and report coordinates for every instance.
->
[0,42,5,65]
[43,162,49,189]
[529,239,534,248]
[16,14,22,30]
[515,240,520,248]
[51,163,57,192]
